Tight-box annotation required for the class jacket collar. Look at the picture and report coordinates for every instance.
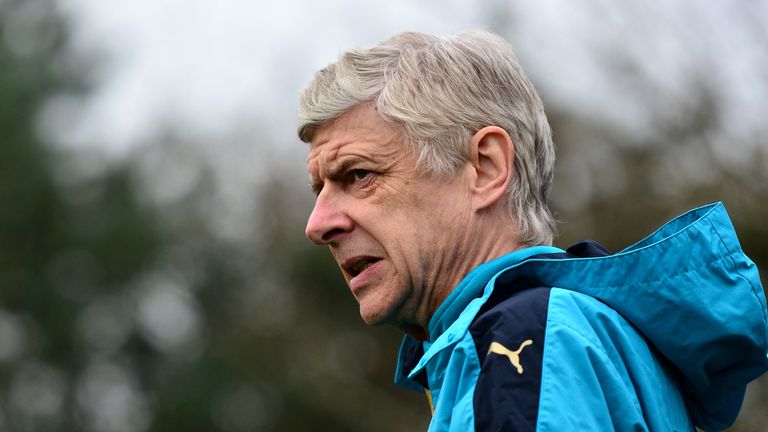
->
[427,245,565,341]
[395,245,563,390]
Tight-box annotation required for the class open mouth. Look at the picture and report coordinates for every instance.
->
[344,256,381,277]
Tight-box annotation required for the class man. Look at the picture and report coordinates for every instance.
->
[298,31,768,431]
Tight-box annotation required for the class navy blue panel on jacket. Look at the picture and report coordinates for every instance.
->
[470,286,551,431]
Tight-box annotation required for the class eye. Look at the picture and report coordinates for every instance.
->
[351,169,371,182]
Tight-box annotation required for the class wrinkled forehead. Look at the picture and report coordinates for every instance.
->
[306,137,342,176]
[305,105,407,174]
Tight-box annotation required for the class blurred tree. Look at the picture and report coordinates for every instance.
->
[0,0,165,430]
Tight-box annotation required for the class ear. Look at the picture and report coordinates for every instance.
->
[467,126,514,211]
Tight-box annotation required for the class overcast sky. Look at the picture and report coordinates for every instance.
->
[54,0,481,155]
[50,0,767,164]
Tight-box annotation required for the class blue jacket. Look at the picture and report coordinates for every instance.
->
[395,203,768,431]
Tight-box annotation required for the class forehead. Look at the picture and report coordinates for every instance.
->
[307,104,406,171]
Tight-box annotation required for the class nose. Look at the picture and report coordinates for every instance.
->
[305,192,354,245]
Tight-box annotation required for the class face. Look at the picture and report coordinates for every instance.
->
[305,104,472,333]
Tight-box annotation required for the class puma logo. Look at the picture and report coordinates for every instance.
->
[487,339,533,374]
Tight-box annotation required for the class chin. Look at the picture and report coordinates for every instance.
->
[358,308,388,326]
[357,299,396,326]
[356,285,408,327]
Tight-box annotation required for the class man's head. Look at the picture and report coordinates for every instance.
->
[299,31,555,338]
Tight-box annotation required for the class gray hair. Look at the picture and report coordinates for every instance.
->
[298,30,556,245]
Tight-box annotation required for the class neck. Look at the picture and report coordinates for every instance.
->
[402,216,526,339]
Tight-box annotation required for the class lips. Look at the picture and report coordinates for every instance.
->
[342,256,382,278]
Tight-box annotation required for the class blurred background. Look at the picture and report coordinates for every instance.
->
[1,0,767,430]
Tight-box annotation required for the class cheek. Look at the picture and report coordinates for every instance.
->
[363,181,466,257]
[390,224,435,276]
